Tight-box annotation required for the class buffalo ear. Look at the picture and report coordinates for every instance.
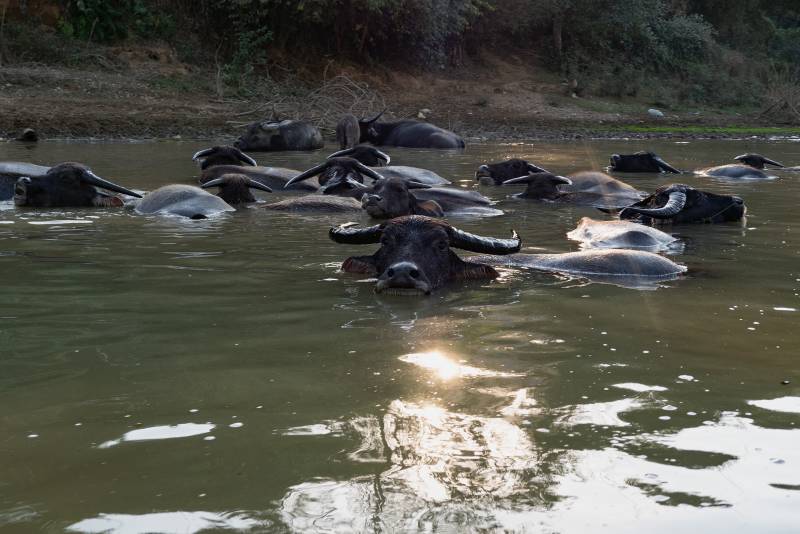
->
[454,261,499,281]
[415,199,444,217]
[342,255,378,275]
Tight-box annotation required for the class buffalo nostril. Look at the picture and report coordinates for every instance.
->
[734,197,744,205]
[387,268,395,278]
[410,269,420,279]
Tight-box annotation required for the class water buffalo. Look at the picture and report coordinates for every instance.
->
[503,172,643,208]
[608,151,681,173]
[235,119,324,152]
[565,171,643,195]
[200,174,274,205]
[697,153,785,179]
[567,217,678,251]
[13,163,141,208]
[361,178,444,218]
[328,145,390,167]
[135,178,271,219]
[285,157,449,191]
[262,195,362,213]
[359,111,465,149]
[476,249,686,280]
[330,215,520,295]
[200,165,316,192]
[15,128,39,143]
[733,153,784,169]
[285,157,384,190]
[336,114,360,149]
[619,183,745,224]
[474,159,548,185]
[1,162,51,200]
[192,145,257,170]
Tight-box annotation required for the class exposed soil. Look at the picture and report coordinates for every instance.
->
[0,46,793,142]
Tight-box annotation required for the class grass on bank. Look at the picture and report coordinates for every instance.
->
[611,125,800,135]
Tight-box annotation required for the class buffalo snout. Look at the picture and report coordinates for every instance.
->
[376,261,431,295]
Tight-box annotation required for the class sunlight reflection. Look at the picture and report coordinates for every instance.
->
[279,399,547,531]
[399,351,522,380]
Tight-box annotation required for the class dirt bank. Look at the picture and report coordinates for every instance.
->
[1,49,796,142]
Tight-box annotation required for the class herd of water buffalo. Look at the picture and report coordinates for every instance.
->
[2,114,796,295]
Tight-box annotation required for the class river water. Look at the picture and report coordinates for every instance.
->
[0,138,798,533]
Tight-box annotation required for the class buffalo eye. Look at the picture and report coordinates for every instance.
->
[436,240,448,251]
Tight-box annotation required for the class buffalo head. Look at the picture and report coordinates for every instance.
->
[330,215,520,295]
[361,178,443,219]
[358,109,387,144]
[14,162,141,208]
[734,153,784,169]
[327,145,390,167]
[475,159,548,185]
[609,152,681,173]
[503,172,572,199]
[619,184,745,224]
[201,173,273,204]
[284,157,383,195]
[192,146,257,170]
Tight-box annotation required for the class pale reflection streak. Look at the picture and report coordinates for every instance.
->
[279,399,548,532]
[67,511,266,533]
[398,350,522,380]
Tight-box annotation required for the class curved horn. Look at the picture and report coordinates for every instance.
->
[352,161,384,182]
[761,157,784,168]
[234,148,257,166]
[329,223,383,244]
[284,161,331,188]
[82,170,142,198]
[373,149,391,164]
[526,162,549,173]
[246,178,273,193]
[406,181,432,190]
[363,109,386,123]
[192,147,215,161]
[503,173,572,186]
[327,147,357,159]
[653,156,681,174]
[200,177,226,189]
[320,176,369,194]
[620,191,686,219]
[448,227,521,254]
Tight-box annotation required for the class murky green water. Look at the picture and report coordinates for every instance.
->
[1,138,799,533]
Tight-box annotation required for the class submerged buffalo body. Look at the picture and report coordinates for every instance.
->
[235,120,324,152]
[567,217,678,251]
[475,159,548,185]
[262,195,362,213]
[620,183,745,224]
[135,183,255,219]
[698,164,773,180]
[609,152,681,173]
[503,172,644,208]
[330,215,521,295]
[359,111,465,149]
[1,162,51,200]
[478,249,686,279]
[12,163,141,208]
[192,146,257,170]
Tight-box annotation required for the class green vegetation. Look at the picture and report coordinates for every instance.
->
[1,0,798,118]
[616,125,800,135]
